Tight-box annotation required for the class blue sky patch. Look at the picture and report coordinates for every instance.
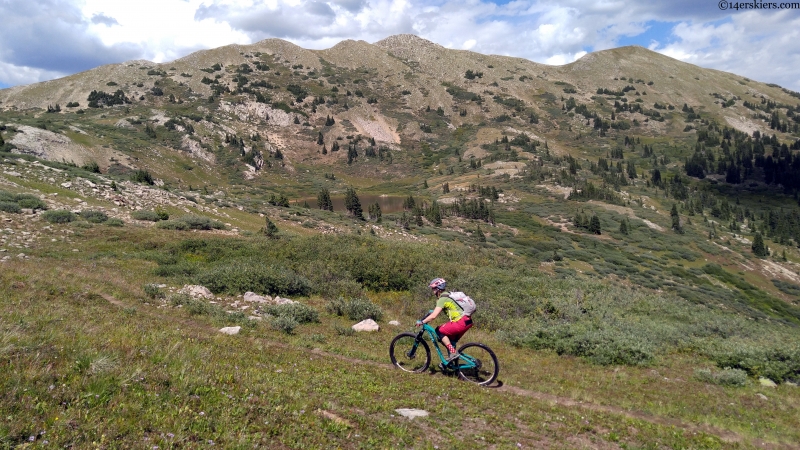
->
[617,20,677,48]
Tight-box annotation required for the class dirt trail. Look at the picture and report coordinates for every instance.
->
[99,293,795,450]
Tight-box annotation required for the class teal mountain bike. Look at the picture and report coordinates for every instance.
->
[389,318,499,386]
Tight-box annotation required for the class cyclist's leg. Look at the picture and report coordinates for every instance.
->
[439,316,473,343]
[435,326,458,356]
[438,318,472,357]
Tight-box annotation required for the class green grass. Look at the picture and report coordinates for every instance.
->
[3,247,761,449]
[0,239,797,450]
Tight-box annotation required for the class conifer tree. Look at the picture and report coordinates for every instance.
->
[317,132,324,145]
[262,217,279,238]
[670,204,684,234]
[589,214,601,234]
[475,225,486,242]
[344,187,363,220]
[317,188,333,211]
[368,201,382,223]
[619,218,629,235]
[752,232,768,257]
[426,201,442,226]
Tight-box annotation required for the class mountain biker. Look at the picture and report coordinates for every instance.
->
[416,278,473,363]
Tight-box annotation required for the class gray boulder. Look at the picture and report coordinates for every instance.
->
[352,319,380,332]
[244,291,272,303]
[758,377,777,387]
[273,296,296,305]
[395,408,428,419]
[218,326,241,335]
[179,285,214,299]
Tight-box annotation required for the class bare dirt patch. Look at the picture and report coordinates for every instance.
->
[587,201,665,232]
[350,113,400,144]
[725,115,766,136]
[760,260,800,284]
[538,184,572,199]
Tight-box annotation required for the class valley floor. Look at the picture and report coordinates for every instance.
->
[2,223,799,449]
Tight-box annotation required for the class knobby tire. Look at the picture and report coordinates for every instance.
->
[456,342,499,386]
[389,332,431,373]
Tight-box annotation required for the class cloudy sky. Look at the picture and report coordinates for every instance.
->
[1,0,799,90]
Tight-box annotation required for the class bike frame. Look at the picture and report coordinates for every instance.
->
[411,323,479,371]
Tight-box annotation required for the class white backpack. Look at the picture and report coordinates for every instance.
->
[448,291,476,316]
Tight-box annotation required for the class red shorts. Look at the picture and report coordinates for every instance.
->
[436,315,473,342]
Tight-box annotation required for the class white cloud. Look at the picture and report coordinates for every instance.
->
[0,61,65,87]
[0,0,798,91]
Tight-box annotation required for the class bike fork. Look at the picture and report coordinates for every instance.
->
[406,333,425,358]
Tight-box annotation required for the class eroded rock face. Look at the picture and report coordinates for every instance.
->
[9,125,93,165]
[352,319,380,332]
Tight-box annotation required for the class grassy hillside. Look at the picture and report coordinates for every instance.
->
[2,34,800,448]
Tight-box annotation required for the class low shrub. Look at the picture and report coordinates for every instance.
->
[694,367,748,387]
[42,209,76,223]
[262,302,319,324]
[707,341,800,383]
[106,218,124,227]
[177,215,225,230]
[0,191,47,212]
[333,324,355,336]
[0,201,21,213]
[196,261,311,296]
[81,210,109,223]
[132,210,162,221]
[143,284,164,300]
[15,194,47,210]
[156,215,224,230]
[169,294,222,316]
[326,297,383,321]
[270,315,298,334]
[156,220,189,230]
[131,169,154,185]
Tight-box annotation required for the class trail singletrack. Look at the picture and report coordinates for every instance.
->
[100,294,797,450]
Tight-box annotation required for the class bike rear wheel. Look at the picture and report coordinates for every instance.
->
[456,343,499,386]
[389,332,431,373]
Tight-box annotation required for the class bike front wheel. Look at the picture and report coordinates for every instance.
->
[389,332,431,373]
[456,343,499,386]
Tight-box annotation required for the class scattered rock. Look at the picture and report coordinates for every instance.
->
[395,408,428,419]
[785,381,797,387]
[756,393,768,401]
[61,182,72,188]
[273,296,296,305]
[243,291,272,303]
[179,285,214,299]
[759,377,777,387]
[352,319,380,332]
[248,316,263,321]
[4,171,21,177]
[218,326,241,335]
[389,320,400,326]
